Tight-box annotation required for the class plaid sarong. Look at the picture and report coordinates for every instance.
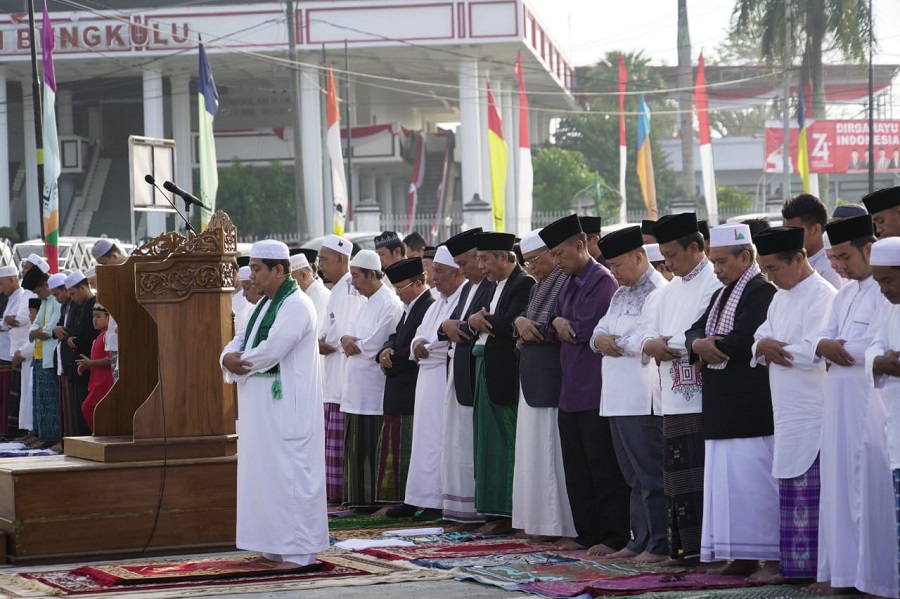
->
[7,362,20,431]
[375,414,413,504]
[663,413,705,559]
[779,455,821,578]
[324,402,344,501]
[342,412,384,507]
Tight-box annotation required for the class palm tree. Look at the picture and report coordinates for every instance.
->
[677,0,695,208]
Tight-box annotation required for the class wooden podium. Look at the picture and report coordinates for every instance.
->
[0,213,241,564]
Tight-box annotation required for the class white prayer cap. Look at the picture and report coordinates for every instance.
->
[85,267,96,280]
[433,245,457,269]
[26,253,49,273]
[349,249,381,271]
[47,273,66,289]
[520,228,546,255]
[250,240,289,260]
[709,223,752,248]
[0,265,16,278]
[64,270,86,289]
[238,266,251,280]
[870,237,900,266]
[322,234,353,257]
[644,243,664,262]
[91,238,114,259]
[290,253,310,272]
[823,232,832,250]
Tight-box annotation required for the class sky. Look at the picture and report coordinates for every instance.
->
[531,0,900,68]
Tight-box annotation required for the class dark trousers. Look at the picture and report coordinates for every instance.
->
[558,408,630,549]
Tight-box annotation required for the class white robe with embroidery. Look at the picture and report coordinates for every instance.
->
[220,290,329,559]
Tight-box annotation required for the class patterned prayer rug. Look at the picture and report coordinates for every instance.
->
[357,538,559,561]
[519,571,763,598]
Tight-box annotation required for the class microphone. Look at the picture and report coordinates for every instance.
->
[144,174,196,235]
[163,180,208,210]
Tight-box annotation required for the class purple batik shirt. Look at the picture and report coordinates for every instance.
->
[548,259,619,413]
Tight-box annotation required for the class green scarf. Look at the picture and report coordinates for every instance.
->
[240,277,299,396]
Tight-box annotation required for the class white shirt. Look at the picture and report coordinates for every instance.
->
[104,316,118,353]
[411,281,466,368]
[814,275,884,371]
[340,283,402,415]
[809,247,844,290]
[304,278,332,336]
[0,288,36,361]
[321,271,366,404]
[752,272,837,478]
[867,302,900,469]
[593,266,667,416]
[641,258,722,415]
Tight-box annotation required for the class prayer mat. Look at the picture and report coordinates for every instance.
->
[328,514,415,531]
[411,551,575,571]
[519,571,762,598]
[357,538,558,561]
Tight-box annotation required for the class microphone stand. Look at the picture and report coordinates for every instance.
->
[145,176,196,236]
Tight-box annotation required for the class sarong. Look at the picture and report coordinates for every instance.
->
[7,362,21,431]
[0,360,11,435]
[472,345,517,518]
[33,366,60,442]
[441,363,483,523]
[663,412,704,560]
[342,412,384,507]
[375,414,413,503]
[324,402,344,501]
[779,455,821,578]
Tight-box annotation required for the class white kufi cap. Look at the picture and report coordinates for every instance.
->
[47,273,67,288]
[91,238,114,259]
[0,266,17,278]
[644,243,664,262]
[322,234,353,257]
[870,237,900,266]
[349,249,381,271]
[433,245,457,268]
[290,253,310,272]
[519,228,546,254]
[26,253,50,273]
[250,240,290,260]
[709,223,752,248]
[238,266,251,280]
[64,270,86,289]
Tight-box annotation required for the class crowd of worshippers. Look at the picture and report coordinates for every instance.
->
[0,238,125,451]
[220,188,900,592]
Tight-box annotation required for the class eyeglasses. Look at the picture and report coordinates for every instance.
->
[523,250,549,269]
[394,281,415,294]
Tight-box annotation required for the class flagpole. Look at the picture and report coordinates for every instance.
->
[286,0,308,239]
[27,0,45,240]
[343,39,353,227]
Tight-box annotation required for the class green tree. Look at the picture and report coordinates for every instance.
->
[216,160,297,238]
[715,185,755,212]
[532,147,595,212]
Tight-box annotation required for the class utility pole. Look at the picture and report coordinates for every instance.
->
[286,0,309,240]
[867,0,875,194]
[677,0,696,212]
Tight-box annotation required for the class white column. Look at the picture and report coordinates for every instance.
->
[377,176,393,213]
[170,74,192,234]
[143,69,166,236]
[458,57,483,216]
[500,85,517,235]
[0,70,8,227]
[300,64,325,237]
[22,86,39,238]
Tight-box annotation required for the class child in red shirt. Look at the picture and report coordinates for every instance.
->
[75,304,113,432]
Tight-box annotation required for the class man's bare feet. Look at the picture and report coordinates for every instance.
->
[709,560,761,576]
[250,555,278,565]
[658,556,700,568]
[371,506,394,518]
[554,537,588,550]
[510,530,529,539]
[748,561,784,584]
[800,582,859,595]
[604,548,638,560]
[632,551,669,564]
[587,543,619,556]
[475,518,514,535]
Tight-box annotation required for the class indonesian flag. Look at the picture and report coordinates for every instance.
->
[515,52,533,235]
[486,81,507,232]
[326,65,347,236]
[41,0,59,271]
[618,53,627,224]
[695,53,719,225]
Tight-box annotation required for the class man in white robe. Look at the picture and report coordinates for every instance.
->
[592,226,668,562]
[404,246,466,519]
[220,239,328,567]
[318,235,365,502]
[752,227,837,582]
[867,236,900,597]
[291,252,331,335]
[339,250,402,506]
[233,264,258,334]
[782,194,843,289]
[813,215,898,597]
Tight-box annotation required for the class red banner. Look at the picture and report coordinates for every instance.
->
[764,119,900,174]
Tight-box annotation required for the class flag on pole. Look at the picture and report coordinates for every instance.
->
[41,0,59,272]
[797,83,812,194]
[618,53,628,224]
[515,52,533,236]
[198,41,219,230]
[326,66,347,235]
[405,132,426,234]
[486,81,507,232]
[636,95,658,220]
[695,52,719,225]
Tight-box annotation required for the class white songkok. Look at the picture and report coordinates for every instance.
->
[65,270,86,289]
[823,232,832,250]
[238,266,251,280]
[250,240,290,260]
[47,273,66,289]
[290,253,310,272]
[520,228,546,254]
[433,245,457,269]
[349,249,381,271]
[26,253,50,273]
[322,234,353,257]
[870,237,900,266]
[645,243,664,262]
[709,223,752,248]
[91,238,114,259]
[0,266,17,278]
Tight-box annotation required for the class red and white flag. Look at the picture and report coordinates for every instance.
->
[326,65,347,235]
[405,132,426,234]
[694,53,719,225]
[618,53,627,224]
[515,52,533,235]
